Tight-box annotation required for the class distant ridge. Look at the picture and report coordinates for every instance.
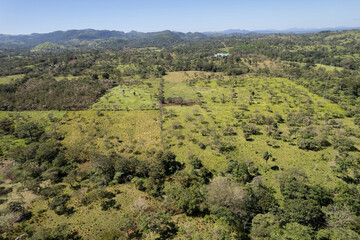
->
[1,27,360,47]
[204,26,360,35]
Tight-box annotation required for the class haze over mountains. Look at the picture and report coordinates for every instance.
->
[1,26,360,47]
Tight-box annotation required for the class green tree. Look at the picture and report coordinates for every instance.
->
[274,223,314,240]
[207,177,251,230]
[263,151,272,171]
[250,213,280,240]
[138,211,177,239]
[282,199,325,229]
[0,117,15,134]
[15,120,45,142]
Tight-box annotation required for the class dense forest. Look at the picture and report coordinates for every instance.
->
[0,29,360,239]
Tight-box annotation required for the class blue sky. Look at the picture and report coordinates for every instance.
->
[0,0,360,34]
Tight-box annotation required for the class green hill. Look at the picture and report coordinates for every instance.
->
[31,41,64,52]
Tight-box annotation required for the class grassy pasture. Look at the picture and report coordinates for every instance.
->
[91,78,160,111]
[28,184,158,240]
[0,74,24,84]
[1,71,360,239]
[54,75,81,81]
[58,110,161,161]
[162,75,354,196]
[163,71,222,103]
[0,111,67,159]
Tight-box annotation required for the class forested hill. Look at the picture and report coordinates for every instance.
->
[2,28,360,48]
[0,29,207,47]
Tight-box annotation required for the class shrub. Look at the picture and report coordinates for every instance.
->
[207,177,251,228]
[14,120,45,142]
[332,134,356,152]
[227,160,253,184]
[138,211,177,239]
[132,177,146,191]
[165,182,207,216]
[250,213,280,240]
[0,117,15,134]
[189,155,203,169]
[49,194,74,215]
[282,199,325,229]
[7,201,25,213]
[100,199,116,211]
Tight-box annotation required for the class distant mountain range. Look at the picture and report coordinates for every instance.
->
[203,26,360,35]
[0,29,207,47]
[1,27,359,47]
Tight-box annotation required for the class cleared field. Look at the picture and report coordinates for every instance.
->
[28,184,158,239]
[315,64,344,71]
[163,71,222,104]
[91,78,160,111]
[54,75,81,81]
[0,74,24,84]
[58,110,161,160]
[162,75,355,196]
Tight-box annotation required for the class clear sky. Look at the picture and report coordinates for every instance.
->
[1,0,360,34]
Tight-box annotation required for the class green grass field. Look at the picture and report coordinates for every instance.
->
[54,75,81,81]
[162,75,355,196]
[0,74,24,84]
[1,71,360,239]
[58,110,161,160]
[91,78,160,111]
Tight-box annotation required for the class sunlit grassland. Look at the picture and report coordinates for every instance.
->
[58,111,161,161]
[163,71,222,102]
[91,78,160,111]
[162,75,353,197]
[163,71,218,83]
[0,74,24,84]
[29,184,159,239]
[315,64,344,71]
[0,111,67,158]
[54,75,82,81]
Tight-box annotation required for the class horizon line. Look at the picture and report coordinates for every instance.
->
[1,26,360,36]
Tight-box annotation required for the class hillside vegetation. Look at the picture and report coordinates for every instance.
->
[0,30,360,240]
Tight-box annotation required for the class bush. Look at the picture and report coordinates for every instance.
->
[31,224,81,240]
[9,143,38,164]
[250,213,280,240]
[81,189,115,206]
[0,117,14,134]
[242,123,261,140]
[132,177,146,191]
[282,199,325,229]
[41,167,66,183]
[100,199,116,211]
[207,177,251,228]
[189,155,203,169]
[332,134,356,152]
[15,120,45,142]
[296,126,324,151]
[7,201,25,213]
[35,139,61,163]
[138,211,177,239]
[227,160,253,184]
[49,194,74,215]
[165,183,207,216]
